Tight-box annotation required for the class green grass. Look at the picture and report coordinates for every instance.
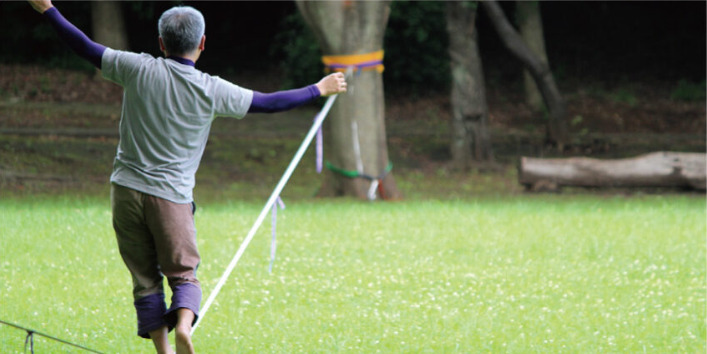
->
[1,194,705,353]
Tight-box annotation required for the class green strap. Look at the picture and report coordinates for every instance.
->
[325,161,393,180]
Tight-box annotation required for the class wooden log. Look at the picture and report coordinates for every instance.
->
[519,152,706,191]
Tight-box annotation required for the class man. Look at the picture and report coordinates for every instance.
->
[27,1,347,353]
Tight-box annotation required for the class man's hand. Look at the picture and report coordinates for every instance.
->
[316,72,347,97]
[28,0,53,13]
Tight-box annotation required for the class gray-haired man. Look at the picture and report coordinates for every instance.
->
[28,1,346,353]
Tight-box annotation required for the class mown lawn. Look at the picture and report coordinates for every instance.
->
[1,194,704,353]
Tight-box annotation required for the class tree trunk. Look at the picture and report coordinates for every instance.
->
[91,1,128,50]
[481,0,568,148]
[518,152,706,191]
[91,1,128,78]
[516,1,548,111]
[445,1,494,170]
[296,0,402,200]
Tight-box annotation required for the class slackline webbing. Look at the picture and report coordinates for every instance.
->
[191,94,339,335]
[0,319,103,353]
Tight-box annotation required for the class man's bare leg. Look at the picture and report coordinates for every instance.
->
[175,308,195,354]
[149,326,173,354]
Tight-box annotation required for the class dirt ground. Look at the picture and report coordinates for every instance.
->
[2,65,704,132]
[1,64,705,197]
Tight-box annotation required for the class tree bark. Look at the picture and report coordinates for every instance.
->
[91,1,128,50]
[481,0,568,148]
[445,1,494,170]
[516,1,548,111]
[296,0,402,200]
[91,1,128,79]
[519,152,706,191]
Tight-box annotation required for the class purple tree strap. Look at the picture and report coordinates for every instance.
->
[269,196,286,273]
[326,59,383,70]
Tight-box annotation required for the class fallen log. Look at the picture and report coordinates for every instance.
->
[519,152,706,191]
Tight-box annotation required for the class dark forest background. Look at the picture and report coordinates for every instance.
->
[1,1,704,97]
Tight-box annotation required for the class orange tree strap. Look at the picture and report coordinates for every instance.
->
[321,50,384,73]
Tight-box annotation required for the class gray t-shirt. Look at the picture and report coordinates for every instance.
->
[102,48,253,203]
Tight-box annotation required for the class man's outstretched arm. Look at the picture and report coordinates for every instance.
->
[248,72,347,113]
[28,0,107,69]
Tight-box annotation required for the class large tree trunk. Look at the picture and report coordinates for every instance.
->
[516,1,548,112]
[519,152,706,191]
[481,0,568,148]
[91,1,128,78]
[91,1,128,50]
[296,0,402,200]
[446,1,494,170]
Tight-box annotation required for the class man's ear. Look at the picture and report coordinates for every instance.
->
[198,35,206,51]
[158,37,166,52]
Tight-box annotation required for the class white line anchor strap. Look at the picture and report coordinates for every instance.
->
[269,196,285,273]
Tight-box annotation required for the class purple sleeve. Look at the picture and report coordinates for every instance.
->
[43,7,107,69]
[248,85,321,113]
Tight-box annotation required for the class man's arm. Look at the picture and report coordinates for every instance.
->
[249,86,320,113]
[248,73,347,113]
[28,0,52,13]
[28,0,107,69]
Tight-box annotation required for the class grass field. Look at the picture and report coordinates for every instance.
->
[1,60,705,353]
[1,193,704,353]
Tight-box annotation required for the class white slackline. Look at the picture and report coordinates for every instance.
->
[192,94,339,335]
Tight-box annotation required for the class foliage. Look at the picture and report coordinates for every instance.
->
[0,2,178,72]
[384,0,450,96]
[611,88,638,107]
[271,1,450,96]
[0,2,93,71]
[5,1,704,87]
[270,12,323,90]
[127,1,158,21]
[1,195,704,352]
[670,80,707,102]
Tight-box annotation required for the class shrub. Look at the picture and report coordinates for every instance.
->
[670,79,706,102]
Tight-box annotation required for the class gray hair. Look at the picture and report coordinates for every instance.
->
[158,6,205,55]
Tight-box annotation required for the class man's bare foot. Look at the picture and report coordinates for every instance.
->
[175,325,195,354]
[175,308,195,354]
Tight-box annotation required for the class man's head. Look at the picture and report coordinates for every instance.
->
[158,6,205,56]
